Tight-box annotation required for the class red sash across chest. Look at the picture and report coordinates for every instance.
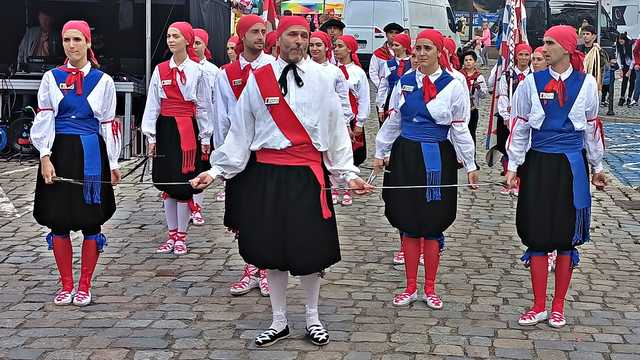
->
[252,65,332,220]
[158,61,197,174]
[225,60,252,100]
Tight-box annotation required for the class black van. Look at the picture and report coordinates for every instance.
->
[524,0,619,57]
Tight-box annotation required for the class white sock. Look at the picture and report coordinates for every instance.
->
[163,197,178,231]
[267,269,288,332]
[176,201,191,233]
[300,273,322,327]
[193,193,204,208]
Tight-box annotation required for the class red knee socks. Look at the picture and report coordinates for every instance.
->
[402,236,421,294]
[529,255,549,313]
[422,239,440,295]
[78,238,100,293]
[52,235,73,292]
[552,254,573,314]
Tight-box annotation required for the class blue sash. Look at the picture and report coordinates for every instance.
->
[532,69,590,246]
[399,71,454,202]
[52,67,104,205]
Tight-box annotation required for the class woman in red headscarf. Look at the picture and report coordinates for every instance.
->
[506,25,605,329]
[333,34,370,206]
[376,33,412,127]
[190,28,220,226]
[226,35,239,63]
[374,29,479,309]
[141,22,212,256]
[31,20,121,306]
[531,46,547,72]
[309,31,355,207]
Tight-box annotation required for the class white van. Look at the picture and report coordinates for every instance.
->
[343,0,459,70]
[612,0,640,39]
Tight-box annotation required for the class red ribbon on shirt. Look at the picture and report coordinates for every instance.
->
[588,117,606,148]
[397,60,406,78]
[422,75,437,103]
[517,73,525,83]
[544,78,566,107]
[57,66,84,95]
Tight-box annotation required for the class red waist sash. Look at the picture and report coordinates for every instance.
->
[256,144,331,219]
[160,98,197,174]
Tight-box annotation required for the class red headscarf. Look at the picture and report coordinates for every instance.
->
[443,37,460,70]
[61,20,99,66]
[392,33,412,55]
[310,31,333,61]
[265,31,278,56]
[416,29,451,71]
[276,15,310,38]
[168,22,199,62]
[514,43,532,60]
[337,35,361,67]
[235,15,266,55]
[544,25,585,72]
[533,46,545,56]
[193,28,212,60]
[415,29,450,103]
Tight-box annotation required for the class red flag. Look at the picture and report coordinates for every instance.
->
[263,0,277,28]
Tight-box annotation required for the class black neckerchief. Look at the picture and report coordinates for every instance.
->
[278,63,304,96]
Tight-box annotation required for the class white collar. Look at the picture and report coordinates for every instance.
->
[239,51,265,69]
[514,66,531,75]
[548,65,573,81]
[416,67,443,82]
[66,61,91,76]
[170,56,191,70]
[276,56,308,73]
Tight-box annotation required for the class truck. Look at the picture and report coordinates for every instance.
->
[342,0,458,71]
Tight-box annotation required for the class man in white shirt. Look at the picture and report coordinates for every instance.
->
[369,22,404,90]
[191,16,372,348]
[496,43,531,195]
[506,25,606,329]
[213,14,276,298]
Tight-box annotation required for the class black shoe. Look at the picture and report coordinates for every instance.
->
[255,326,290,347]
[618,98,625,106]
[305,324,330,346]
[626,98,631,106]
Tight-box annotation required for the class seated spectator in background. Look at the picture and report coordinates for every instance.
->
[17,7,61,66]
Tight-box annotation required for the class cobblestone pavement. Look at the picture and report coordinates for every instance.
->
[0,69,639,360]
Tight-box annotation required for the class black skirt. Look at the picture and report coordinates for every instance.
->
[235,157,340,276]
[351,119,367,166]
[382,136,458,238]
[33,134,116,232]
[152,115,203,201]
[495,114,509,156]
[516,149,590,253]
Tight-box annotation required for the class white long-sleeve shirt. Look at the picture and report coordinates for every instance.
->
[376,56,411,109]
[320,61,354,125]
[142,56,213,145]
[200,59,220,132]
[213,52,275,147]
[338,62,370,127]
[497,66,531,119]
[369,46,394,91]
[375,68,477,173]
[207,57,359,182]
[30,62,121,170]
[465,72,488,110]
[507,66,604,173]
